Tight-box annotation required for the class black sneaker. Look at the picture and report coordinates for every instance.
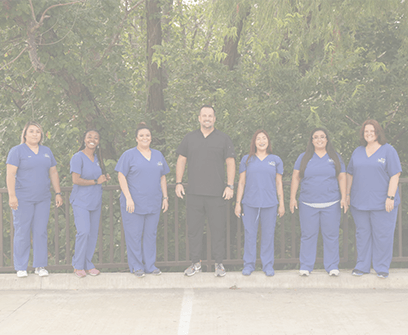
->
[352,268,365,276]
[377,272,389,279]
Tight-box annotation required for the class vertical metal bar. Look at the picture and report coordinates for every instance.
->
[65,194,70,265]
[109,190,114,263]
[398,185,403,257]
[236,216,242,260]
[164,208,168,262]
[175,195,179,263]
[54,206,59,265]
[0,194,3,267]
[281,215,286,259]
[226,200,231,260]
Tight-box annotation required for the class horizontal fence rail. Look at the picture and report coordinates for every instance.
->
[1,179,407,273]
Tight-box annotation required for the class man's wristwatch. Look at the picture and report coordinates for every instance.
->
[227,184,234,190]
[387,195,395,200]
[94,179,98,185]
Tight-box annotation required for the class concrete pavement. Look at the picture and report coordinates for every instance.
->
[1,269,408,335]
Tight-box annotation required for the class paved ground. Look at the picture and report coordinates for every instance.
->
[1,269,408,335]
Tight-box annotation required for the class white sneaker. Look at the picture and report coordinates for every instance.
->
[329,269,340,277]
[35,267,49,277]
[17,270,28,278]
[299,270,310,276]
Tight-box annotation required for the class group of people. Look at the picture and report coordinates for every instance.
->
[6,108,402,280]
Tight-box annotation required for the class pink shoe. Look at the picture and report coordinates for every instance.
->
[74,269,86,278]
[86,268,100,276]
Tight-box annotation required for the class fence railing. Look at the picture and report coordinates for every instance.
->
[1,179,407,273]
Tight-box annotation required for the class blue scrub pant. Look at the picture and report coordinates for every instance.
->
[299,202,341,273]
[121,207,160,273]
[71,204,101,270]
[350,206,398,274]
[12,198,51,271]
[242,205,277,274]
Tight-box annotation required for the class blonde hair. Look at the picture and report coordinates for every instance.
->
[20,121,44,145]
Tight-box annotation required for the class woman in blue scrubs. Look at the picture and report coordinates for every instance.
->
[115,122,169,277]
[290,128,347,277]
[70,130,111,278]
[235,130,285,276]
[347,120,401,279]
[6,121,63,278]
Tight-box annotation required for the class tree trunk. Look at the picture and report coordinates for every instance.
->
[146,0,165,137]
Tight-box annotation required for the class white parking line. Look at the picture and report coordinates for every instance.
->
[177,288,194,335]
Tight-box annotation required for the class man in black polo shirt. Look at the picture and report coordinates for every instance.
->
[175,105,236,277]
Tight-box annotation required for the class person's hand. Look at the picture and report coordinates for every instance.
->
[278,203,285,217]
[175,184,185,199]
[105,173,111,181]
[385,198,395,213]
[162,198,169,213]
[289,198,297,214]
[97,175,108,184]
[234,203,242,218]
[126,197,135,213]
[55,194,63,208]
[9,195,18,211]
[340,198,348,213]
[223,187,233,200]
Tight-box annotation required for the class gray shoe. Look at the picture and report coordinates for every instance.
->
[214,263,226,277]
[152,268,162,276]
[184,262,201,277]
[134,269,145,278]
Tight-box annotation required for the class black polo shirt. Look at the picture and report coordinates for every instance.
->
[176,129,235,196]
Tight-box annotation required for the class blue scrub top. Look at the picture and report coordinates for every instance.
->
[239,154,284,208]
[6,143,57,202]
[347,143,402,210]
[294,152,346,203]
[69,151,103,210]
[115,148,170,215]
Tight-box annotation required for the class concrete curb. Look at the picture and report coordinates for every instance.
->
[1,269,408,290]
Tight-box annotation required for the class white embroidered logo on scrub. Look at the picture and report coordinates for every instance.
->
[158,161,163,166]
[44,153,50,158]
[328,158,334,163]
[378,158,385,164]
[97,162,100,166]
[268,161,276,166]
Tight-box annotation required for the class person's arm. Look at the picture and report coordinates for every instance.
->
[6,164,19,210]
[49,166,63,207]
[175,155,187,199]
[161,175,169,213]
[223,157,236,200]
[385,172,401,212]
[234,171,246,218]
[289,170,300,213]
[276,173,285,217]
[338,172,348,213]
[346,173,353,206]
[72,172,107,186]
[118,171,134,213]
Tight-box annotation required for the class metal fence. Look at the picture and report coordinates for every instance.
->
[1,179,407,273]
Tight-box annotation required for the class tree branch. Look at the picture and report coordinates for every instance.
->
[92,0,144,69]
[0,46,28,71]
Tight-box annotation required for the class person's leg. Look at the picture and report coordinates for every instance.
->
[371,207,398,274]
[298,203,320,272]
[13,200,35,271]
[142,212,161,273]
[241,205,260,273]
[186,195,206,263]
[32,198,51,268]
[84,205,102,271]
[259,206,278,275]
[205,196,226,264]
[120,206,145,273]
[320,203,341,273]
[71,205,91,270]
[350,206,372,273]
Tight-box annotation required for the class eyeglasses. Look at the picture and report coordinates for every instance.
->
[312,135,327,140]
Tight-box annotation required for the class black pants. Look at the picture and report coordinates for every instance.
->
[186,194,226,264]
